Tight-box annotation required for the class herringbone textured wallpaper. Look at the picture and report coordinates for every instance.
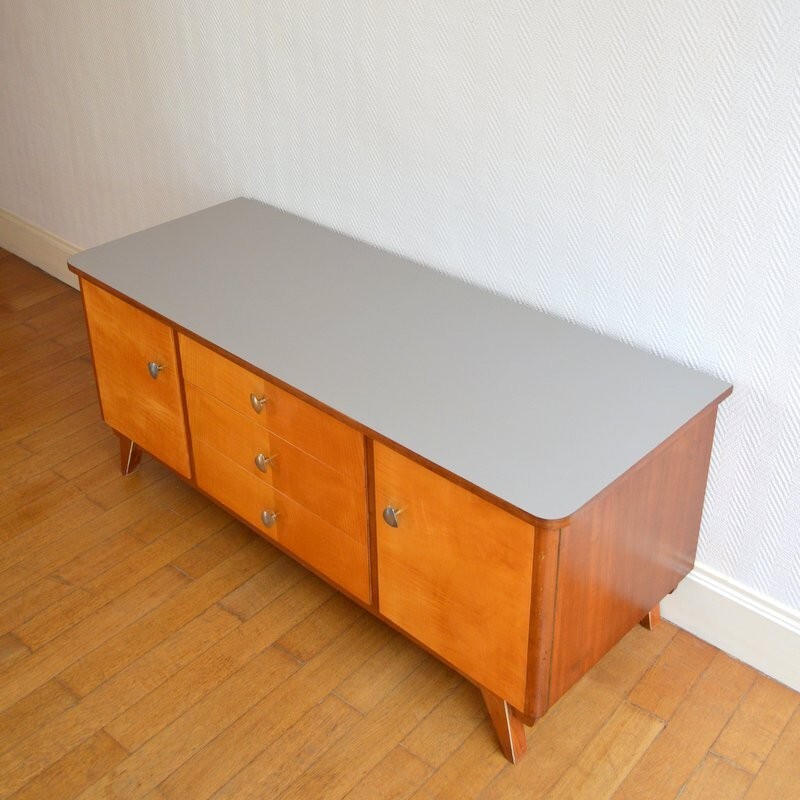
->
[2,2,798,611]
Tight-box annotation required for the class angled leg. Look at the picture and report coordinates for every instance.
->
[118,433,142,476]
[480,688,528,764]
[640,604,661,631]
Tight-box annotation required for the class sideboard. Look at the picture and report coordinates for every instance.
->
[69,198,731,763]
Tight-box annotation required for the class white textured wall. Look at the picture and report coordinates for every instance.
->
[2,2,799,611]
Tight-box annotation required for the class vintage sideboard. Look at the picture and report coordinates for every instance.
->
[69,198,731,763]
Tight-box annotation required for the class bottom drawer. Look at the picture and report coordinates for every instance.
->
[194,439,371,603]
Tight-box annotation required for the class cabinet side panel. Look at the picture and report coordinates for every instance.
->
[548,404,719,703]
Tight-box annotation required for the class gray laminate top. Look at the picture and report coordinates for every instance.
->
[70,198,731,521]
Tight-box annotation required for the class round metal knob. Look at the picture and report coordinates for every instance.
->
[260,509,278,528]
[250,393,268,413]
[382,506,402,528]
[254,452,276,473]
[147,361,163,379]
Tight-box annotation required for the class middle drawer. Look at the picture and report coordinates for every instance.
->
[186,385,367,542]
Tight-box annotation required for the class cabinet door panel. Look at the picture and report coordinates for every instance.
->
[81,280,190,477]
[374,443,534,707]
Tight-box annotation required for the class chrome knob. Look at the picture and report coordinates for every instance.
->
[260,509,278,528]
[382,506,402,528]
[147,361,163,379]
[254,452,276,473]
[250,393,268,413]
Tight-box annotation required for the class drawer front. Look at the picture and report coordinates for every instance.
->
[81,280,191,477]
[194,439,371,603]
[374,443,534,707]
[186,386,367,541]
[179,334,363,480]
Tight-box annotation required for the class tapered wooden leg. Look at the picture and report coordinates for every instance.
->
[118,434,142,476]
[480,688,528,764]
[640,604,661,630]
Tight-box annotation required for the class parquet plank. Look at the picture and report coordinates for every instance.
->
[59,535,279,697]
[275,657,461,800]
[217,554,304,620]
[334,630,428,714]
[0,471,65,517]
[53,444,120,482]
[0,336,65,381]
[274,590,365,663]
[611,652,757,800]
[0,481,84,541]
[81,456,169,511]
[743,706,800,799]
[170,520,253,579]
[544,703,663,799]
[157,613,391,800]
[0,606,239,796]
[402,680,486,768]
[628,628,717,720]
[0,280,81,333]
[0,493,101,566]
[0,566,190,713]
[17,404,103,453]
[210,694,363,800]
[680,754,752,800]
[104,573,333,752]
[713,674,800,774]
[52,509,181,586]
[0,486,177,602]
[76,647,301,799]
[0,372,95,434]
[343,746,433,800]
[0,634,30,670]
[7,730,127,800]
[0,680,77,756]
[0,256,68,311]
[0,444,30,472]
[16,505,230,651]
[0,577,77,638]
[0,351,92,408]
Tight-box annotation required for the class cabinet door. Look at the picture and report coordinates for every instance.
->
[374,443,534,707]
[81,280,191,477]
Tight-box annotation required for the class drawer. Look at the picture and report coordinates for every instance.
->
[193,438,371,603]
[179,334,363,480]
[81,280,191,477]
[374,442,534,708]
[186,385,367,541]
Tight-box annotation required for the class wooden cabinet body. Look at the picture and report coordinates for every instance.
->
[70,199,731,763]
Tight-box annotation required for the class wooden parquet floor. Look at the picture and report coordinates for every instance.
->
[1,249,799,799]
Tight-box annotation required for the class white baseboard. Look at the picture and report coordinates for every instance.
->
[662,563,800,692]
[0,207,80,290]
